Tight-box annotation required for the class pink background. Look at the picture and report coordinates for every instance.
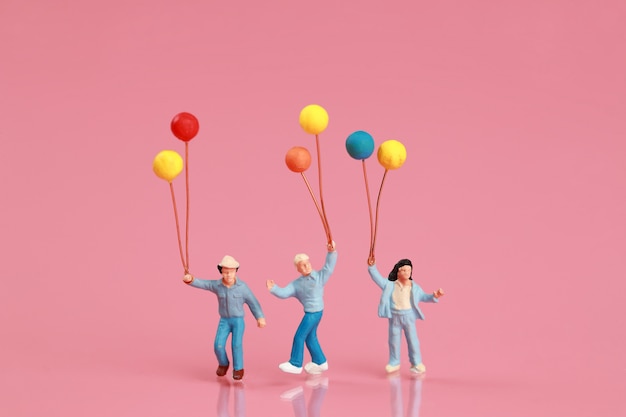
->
[1,1,625,416]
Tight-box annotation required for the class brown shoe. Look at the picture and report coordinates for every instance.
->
[216,364,229,377]
[233,369,244,380]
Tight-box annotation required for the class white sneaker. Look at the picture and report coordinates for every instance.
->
[410,363,426,374]
[279,361,303,374]
[304,361,328,374]
[385,364,401,373]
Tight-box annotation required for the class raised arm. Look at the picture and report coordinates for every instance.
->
[318,241,338,284]
[367,263,387,290]
[182,273,217,292]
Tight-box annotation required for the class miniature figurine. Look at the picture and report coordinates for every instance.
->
[266,241,337,374]
[367,257,444,374]
[183,255,266,380]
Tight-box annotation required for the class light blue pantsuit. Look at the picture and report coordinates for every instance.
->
[388,309,421,366]
[368,264,438,366]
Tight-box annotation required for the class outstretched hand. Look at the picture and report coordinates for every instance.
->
[266,280,275,290]
[183,273,194,284]
[433,288,445,298]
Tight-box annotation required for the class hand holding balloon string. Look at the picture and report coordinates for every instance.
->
[153,150,188,273]
[152,112,199,273]
[285,105,333,244]
[346,131,407,261]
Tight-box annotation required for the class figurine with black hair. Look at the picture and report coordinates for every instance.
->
[367,256,444,374]
[183,255,266,381]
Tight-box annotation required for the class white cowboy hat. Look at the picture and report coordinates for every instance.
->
[217,255,240,270]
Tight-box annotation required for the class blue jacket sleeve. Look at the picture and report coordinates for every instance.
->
[368,264,387,290]
[318,250,338,285]
[242,283,265,319]
[189,279,218,293]
[270,282,296,299]
[415,284,439,303]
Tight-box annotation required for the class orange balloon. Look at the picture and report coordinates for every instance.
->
[285,146,312,172]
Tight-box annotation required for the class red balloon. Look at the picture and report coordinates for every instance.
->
[171,112,199,142]
[285,146,311,172]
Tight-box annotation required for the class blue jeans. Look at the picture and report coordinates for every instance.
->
[388,309,421,366]
[214,317,245,371]
[289,311,326,367]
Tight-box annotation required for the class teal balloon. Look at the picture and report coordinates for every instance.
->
[346,131,375,160]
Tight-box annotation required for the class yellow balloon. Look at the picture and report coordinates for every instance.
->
[377,140,407,170]
[153,150,183,182]
[299,104,329,135]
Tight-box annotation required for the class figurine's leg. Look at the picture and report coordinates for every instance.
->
[304,311,326,365]
[388,315,402,366]
[404,314,422,367]
[289,312,318,367]
[214,319,231,366]
[231,317,245,371]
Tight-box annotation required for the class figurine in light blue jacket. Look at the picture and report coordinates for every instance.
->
[368,257,444,374]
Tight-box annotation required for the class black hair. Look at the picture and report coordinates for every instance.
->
[217,265,239,273]
[388,259,413,281]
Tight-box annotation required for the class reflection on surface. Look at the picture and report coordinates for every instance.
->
[389,374,423,417]
[279,375,328,417]
[217,378,246,417]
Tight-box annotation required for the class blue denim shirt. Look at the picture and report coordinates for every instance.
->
[270,251,337,313]
[190,278,264,319]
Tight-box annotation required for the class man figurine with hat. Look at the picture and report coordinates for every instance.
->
[183,255,266,380]
[367,256,444,375]
[266,241,337,375]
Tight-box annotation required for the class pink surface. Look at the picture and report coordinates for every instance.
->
[1,1,625,416]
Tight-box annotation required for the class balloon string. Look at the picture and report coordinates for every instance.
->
[371,169,389,260]
[315,134,333,244]
[362,160,374,259]
[170,182,188,274]
[301,172,331,242]
[185,142,190,271]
